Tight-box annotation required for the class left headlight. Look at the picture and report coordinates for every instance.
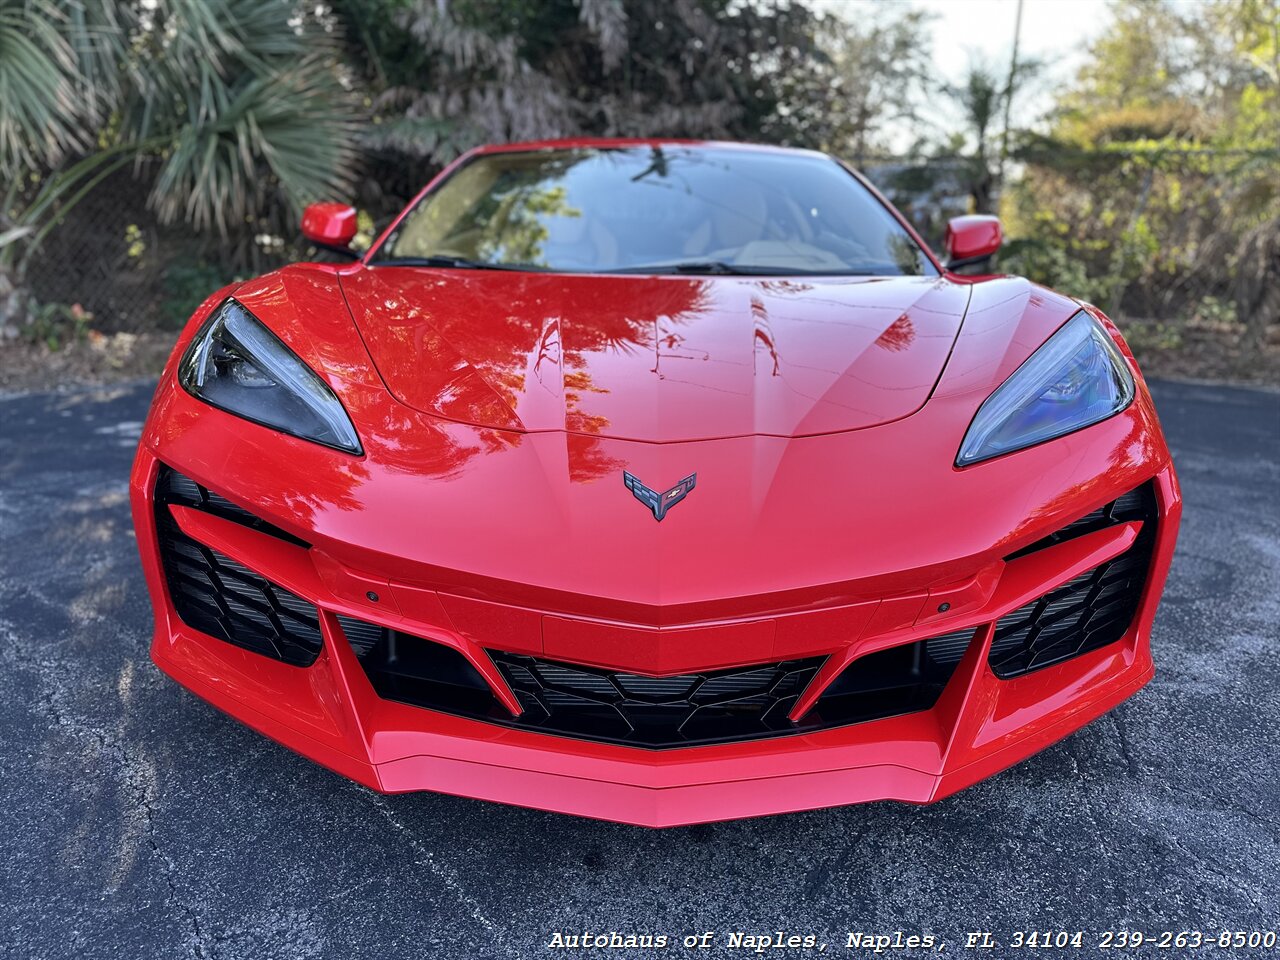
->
[956,310,1134,467]
[178,299,362,455]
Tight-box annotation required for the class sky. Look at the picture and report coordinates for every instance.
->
[817,0,1114,149]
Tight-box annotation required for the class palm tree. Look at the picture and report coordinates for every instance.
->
[940,55,1039,215]
[0,0,97,178]
[0,0,361,332]
[944,63,1005,215]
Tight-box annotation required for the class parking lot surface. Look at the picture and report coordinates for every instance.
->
[0,378,1276,959]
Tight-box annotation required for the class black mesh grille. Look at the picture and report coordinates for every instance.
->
[990,482,1158,678]
[336,616,977,749]
[490,652,825,748]
[924,626,981,667]
[336,615,383,658]
[155,468,323,666]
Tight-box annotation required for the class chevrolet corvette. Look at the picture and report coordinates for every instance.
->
[130,139,1181,826]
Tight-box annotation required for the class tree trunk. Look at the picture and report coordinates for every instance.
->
[1234,219,1280,348]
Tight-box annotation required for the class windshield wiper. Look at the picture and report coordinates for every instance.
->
[372,256,881,277]
[369,255,539,271]
[611,260,754,275]
[609,261,859,276]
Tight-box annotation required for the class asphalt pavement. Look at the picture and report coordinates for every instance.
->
[0,378,1276,960]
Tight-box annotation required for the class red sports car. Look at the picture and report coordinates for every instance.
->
[130,139,1180,826]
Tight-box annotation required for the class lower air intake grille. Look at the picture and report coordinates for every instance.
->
[805,628,976,728]
[990,482,1158,678]
[336,618,979,749]
[155,468,323,667]
[489,652,826,748]
[335,615,504,718]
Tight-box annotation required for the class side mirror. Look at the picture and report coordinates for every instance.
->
[944,215,1002,270]
[302,202,358,259]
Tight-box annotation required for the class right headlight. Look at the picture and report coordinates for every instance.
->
[178,299,362,455]
[956,310,1135,467]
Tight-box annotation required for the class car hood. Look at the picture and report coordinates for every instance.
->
[340,267,971,442]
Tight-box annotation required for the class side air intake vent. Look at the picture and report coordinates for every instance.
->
[991,482,1158,678]
[156,464,310,548]
[154,466,323,666]
[1006,483,1154,561]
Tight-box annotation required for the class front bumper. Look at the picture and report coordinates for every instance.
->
[130,442,1180,826]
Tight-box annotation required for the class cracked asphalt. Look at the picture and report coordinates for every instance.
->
[0,378,1276,960]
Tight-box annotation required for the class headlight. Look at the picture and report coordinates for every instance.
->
[178,299,362,454]
[956,311,1134,467]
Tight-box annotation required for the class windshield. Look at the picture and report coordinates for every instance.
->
[373,146,937,277]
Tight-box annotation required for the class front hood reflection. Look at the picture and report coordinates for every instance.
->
[341,267,970,442]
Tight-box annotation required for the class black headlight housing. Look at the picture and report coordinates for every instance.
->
[178,299,362,455]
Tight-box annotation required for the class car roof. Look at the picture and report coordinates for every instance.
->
[469,137,828,160]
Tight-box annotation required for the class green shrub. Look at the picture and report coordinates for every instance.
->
[1000,236,1092,298]
[25,301,93,350]
[160,262,237,329]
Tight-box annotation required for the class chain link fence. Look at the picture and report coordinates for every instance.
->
[17,157,970,335]
[18,153,1278,361]
[23,167,267,335]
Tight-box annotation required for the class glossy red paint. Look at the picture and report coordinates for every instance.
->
[130,138,1181,826]
[301,202,357,247]
[341,268,971,440]
[945,214,1004,264]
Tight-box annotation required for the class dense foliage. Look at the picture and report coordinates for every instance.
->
[1002,0,1279,346]
[0,0,1276,355]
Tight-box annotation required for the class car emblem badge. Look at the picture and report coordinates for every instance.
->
[622,471,696,522]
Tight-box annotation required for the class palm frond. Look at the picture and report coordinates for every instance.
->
[577,0,628,72]
[362,113,462,160]
[0,0,85,176]
[149,52,360,233]
[60,0,129,122]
